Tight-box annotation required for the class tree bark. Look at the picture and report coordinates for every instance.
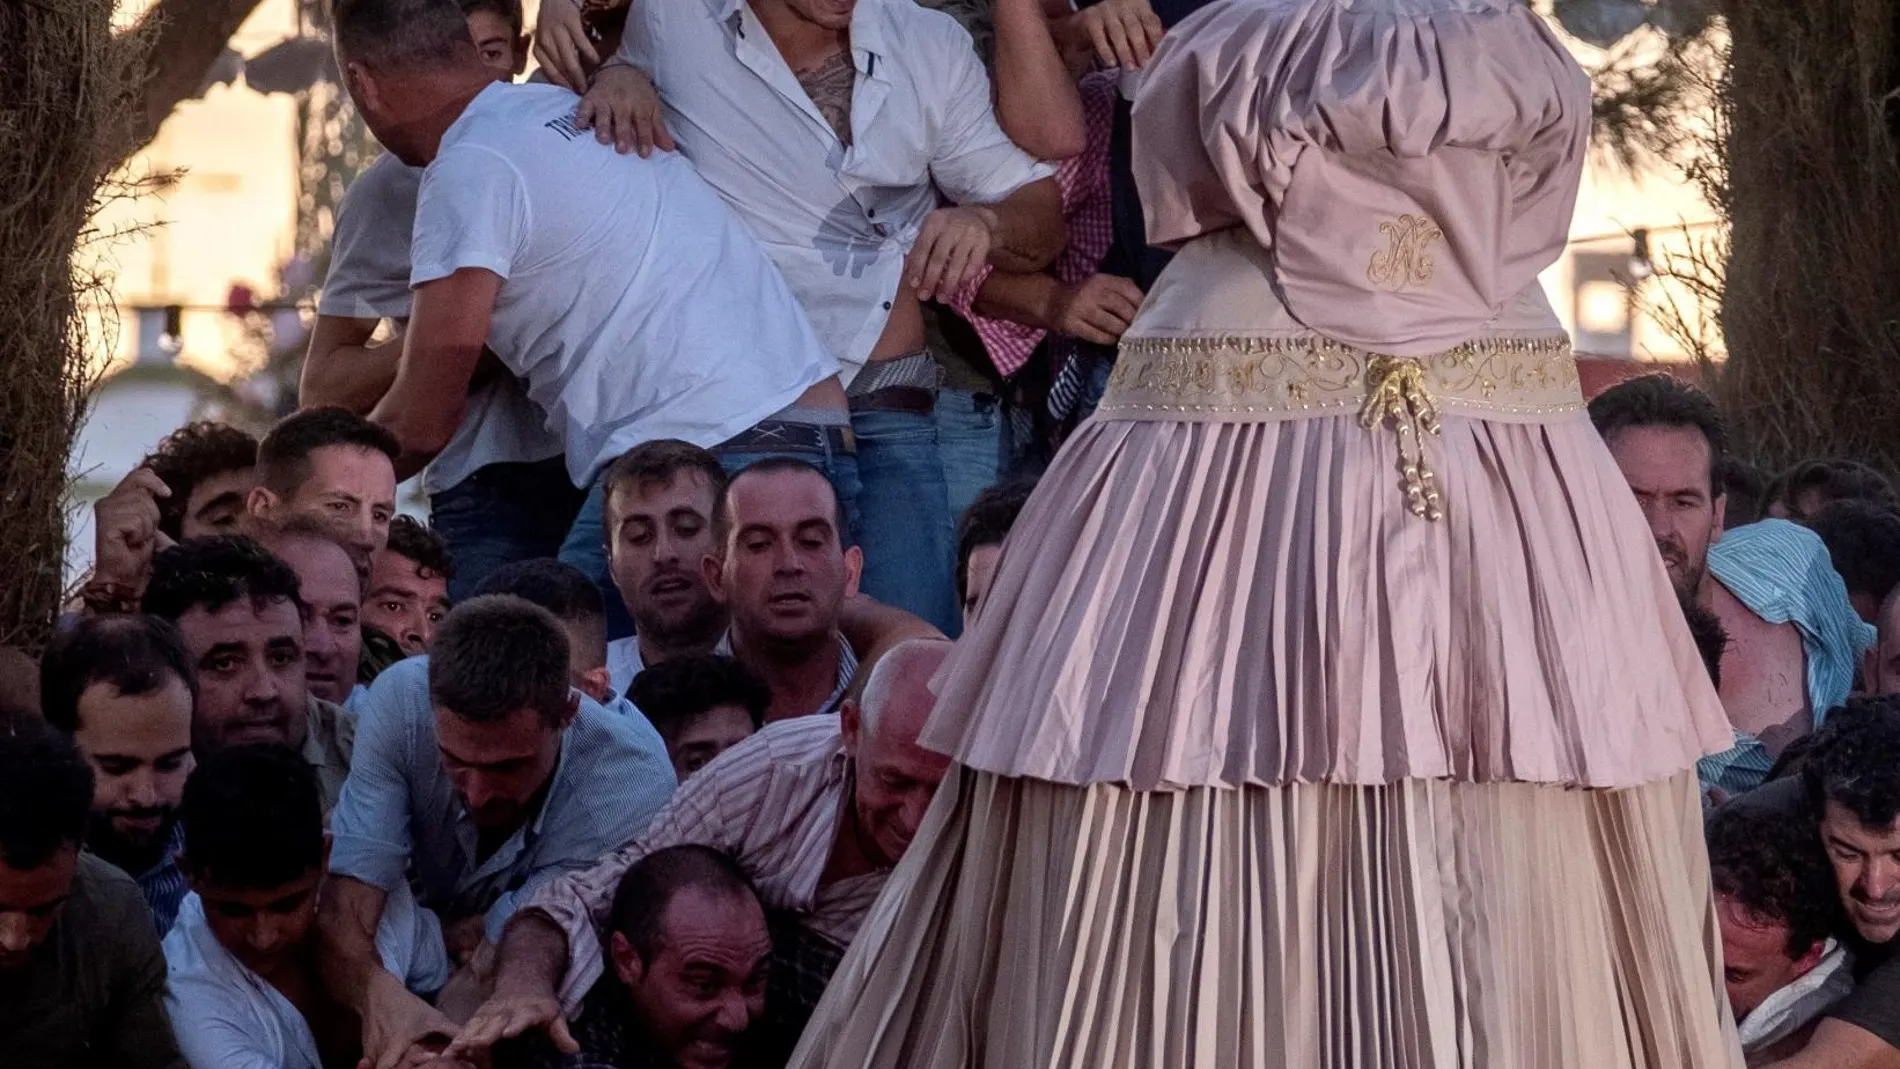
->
[123,0,270,162]
[1717,0,1900,473]
[0,0,137,653]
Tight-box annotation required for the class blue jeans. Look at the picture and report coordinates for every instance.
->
[934,388,1003,527]
[431,458,588,604]
[558,440,864,642]
[851,406,961,636]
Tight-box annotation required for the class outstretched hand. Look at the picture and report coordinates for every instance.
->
[445,988,579,1061]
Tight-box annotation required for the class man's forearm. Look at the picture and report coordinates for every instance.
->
[318,875,395,1013]
[972,270,1061,331]
[992,0,1086,160]
[493,911,572,998]
[300,316,401,414]
[1766,1019,1900,1069]
[985,177,1067,274]
[301,340,400,413]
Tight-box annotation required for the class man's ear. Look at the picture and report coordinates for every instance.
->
[843,546,864,600]
[1791,937,1828,978]
[1712,491,1729,543]
[560,692,581,730]
[246,484,277,521]
[578,666,613,705]
[610,930,643,987]
[702,552,730,607]
[839,699,862,758]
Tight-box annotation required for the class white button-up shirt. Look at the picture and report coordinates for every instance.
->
[618,0,1055,381]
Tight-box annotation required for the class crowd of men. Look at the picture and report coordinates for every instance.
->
[5,0,1900,1066]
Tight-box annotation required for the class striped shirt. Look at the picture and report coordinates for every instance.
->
[133,823,189,937]
[1699,519,1876,795]
[521,715,886,1014]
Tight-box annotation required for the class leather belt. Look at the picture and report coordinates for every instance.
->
[847,386,937,415]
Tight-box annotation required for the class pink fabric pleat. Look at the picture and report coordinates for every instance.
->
[922,410,1733,790]
[787,769,1741,1069]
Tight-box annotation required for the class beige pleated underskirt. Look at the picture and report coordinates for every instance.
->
[788,768,1741,1069]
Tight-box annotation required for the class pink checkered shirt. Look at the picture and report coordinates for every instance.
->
[946,72,1119,378]
[519,715,886,1013]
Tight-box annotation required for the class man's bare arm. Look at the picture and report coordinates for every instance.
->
[369,269,501,481]
[1766,1019,1900,1069]
[984,176,1068,274]
[300,315,401,414]
[321,876,462,1069]
[992,0,1086,160]
[446,911,580,1057]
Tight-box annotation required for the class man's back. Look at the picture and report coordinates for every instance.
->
[0,853,183,1069]
[412,82,838,485]
[323,152,563,499]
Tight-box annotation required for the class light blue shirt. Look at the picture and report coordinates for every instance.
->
[1699,519,1877,795]
[328,658,676,942]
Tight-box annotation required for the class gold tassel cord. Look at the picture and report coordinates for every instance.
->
[1358,356,1445,521]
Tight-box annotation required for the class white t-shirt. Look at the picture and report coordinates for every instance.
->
[411,83,840,486]
[162,883,448,1069]
[320,153,564,497]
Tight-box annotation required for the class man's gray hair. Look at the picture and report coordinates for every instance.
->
[331,0,472,70]
[857,639,955,736]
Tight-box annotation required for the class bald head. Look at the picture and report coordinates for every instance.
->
[843,639,954,867]
[857,639,952,741]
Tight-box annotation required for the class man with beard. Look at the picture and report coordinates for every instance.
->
[1591,375,1872,796]
[39,615,198,935]
[601,443,734,693]
[449,639,954,1065]
[0,714,185,1068]
[321,596,675,1069]
[141,536,355,810]
[505,846,771,1069]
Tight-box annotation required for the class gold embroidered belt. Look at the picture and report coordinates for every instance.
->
[1096,334,1583,521]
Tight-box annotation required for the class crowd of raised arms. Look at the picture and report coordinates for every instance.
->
[5,0,1900,1067]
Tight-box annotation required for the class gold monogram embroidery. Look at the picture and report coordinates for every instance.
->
[1366,214,1445,290]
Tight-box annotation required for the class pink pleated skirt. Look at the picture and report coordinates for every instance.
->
[787,326,1739,1068]
[922,398,1733,790]
[788,768,1739,1069]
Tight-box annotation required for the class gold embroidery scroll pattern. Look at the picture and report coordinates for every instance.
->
[1366,214,1445,290]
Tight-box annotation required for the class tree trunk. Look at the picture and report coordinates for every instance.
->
[1717,0,1900,473]
[0,0,143,652]
[124,0,271,162]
